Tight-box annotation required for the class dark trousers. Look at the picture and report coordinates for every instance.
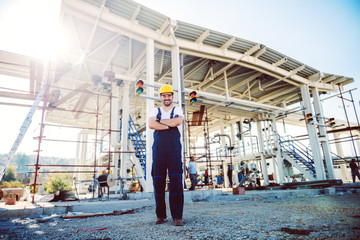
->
[352,170,360,183]
[190,174,197,190]
[152,127,184,220]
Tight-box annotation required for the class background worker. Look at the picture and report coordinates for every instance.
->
[97,170,108,198]
[227,165,233,187]
[188,156,197,191]
[350,158,360,183]
[148,84,184,226]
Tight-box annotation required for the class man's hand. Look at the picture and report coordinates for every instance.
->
[149,116,169,130]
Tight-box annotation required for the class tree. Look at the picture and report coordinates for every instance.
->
[2,165,16,182]
[45,174,72,193]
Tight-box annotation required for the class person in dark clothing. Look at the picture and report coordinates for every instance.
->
[204,169,209,185]
[149,84,184,227]
[349,158,360,183]
[188,156,197,191]
[97,170,109,198]
[227,165,233,187]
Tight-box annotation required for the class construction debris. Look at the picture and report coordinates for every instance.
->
[37,209,135,223]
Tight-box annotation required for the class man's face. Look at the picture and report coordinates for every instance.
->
[160,93,173,106]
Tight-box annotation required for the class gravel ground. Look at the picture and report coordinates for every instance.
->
[1,192,360,240]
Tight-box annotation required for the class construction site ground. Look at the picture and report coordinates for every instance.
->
[1,184,360,239]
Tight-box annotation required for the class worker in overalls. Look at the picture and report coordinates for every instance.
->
[148,85,184,226]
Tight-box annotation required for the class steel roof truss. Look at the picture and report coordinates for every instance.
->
[220,36,236,50]
[195,30,210,44]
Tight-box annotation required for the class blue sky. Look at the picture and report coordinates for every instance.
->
[0,0,359,157]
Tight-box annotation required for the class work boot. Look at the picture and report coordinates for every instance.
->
[156,218,166,224]
[174,218,184,226]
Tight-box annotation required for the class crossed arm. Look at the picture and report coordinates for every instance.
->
[148,115,183,130]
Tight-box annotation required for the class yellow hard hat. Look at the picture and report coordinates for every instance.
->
[159,85,174,95]
[102,170,107,175]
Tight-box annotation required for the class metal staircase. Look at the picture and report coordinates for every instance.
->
[128,115,146,179]
[278,135,316,181]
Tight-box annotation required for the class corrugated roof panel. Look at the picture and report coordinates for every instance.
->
[72,17,94,49]
[106,0,138,20]
[113,39,131,71]
[88,26,118,56]
[258,54,276,65]
[187,62,210,81]
[203,31,232,48]
[154,50,171,75]
[228,38,257,54]
[83,0,102,8]
[136,7,168,31]
[130,39,146,67]
[175,22,206,42]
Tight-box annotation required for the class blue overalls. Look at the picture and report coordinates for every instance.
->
[152,107,184,220]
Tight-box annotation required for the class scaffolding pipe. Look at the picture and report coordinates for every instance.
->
[338,85,359,163]
[31,64,51,203]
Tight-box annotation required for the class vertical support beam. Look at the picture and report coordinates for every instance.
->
[333,133,348,182]
[300,84,325,180]
[271,116,285,184]
[113,87,121,179]
[257,119,269,186]
[262,117,270,155]
[230,123,238,186]
[180,54,187,184]
[239,117,245,156]
[120,83,130,178]
[224,70,230,101]
[145,38,155,192]
[220,120,229,188]
[111,86,120,144]
[311,87,335,179]
[171,45,182,107]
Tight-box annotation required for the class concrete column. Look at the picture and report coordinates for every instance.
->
[230,123,239,186]
[145,38,155,192]
[239,117,245,156]
[333,132,348,182]
[261,117,269,155]
[312,87,335,179]
[257,118,269,186]
[112,87,121,179]
[300,84,325,180]
[271,116,285,184]
[171,45,182,108]
[271,156,278,183]
[111,87,121,146]
[120,83,130,179]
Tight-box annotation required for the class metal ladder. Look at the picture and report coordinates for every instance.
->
[0,84,47,181]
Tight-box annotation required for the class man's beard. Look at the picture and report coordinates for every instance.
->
[163,100,172,106]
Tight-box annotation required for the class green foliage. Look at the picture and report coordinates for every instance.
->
[45,174,72,193]
[2,165,16,182]
[0,180,25,188]
[30,185,38,194]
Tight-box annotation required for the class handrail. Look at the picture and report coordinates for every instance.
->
[278,135,315,174]
[128,116,146,171]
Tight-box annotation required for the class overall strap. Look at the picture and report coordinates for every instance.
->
[156,107,162,120]
[170,107,176,119]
